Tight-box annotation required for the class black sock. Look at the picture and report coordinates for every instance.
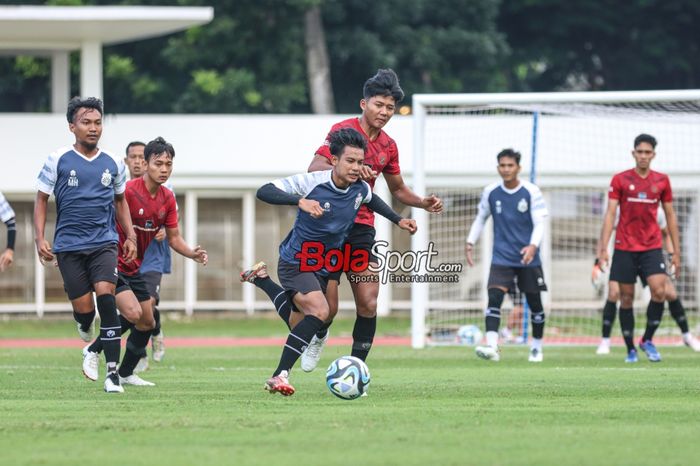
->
[152,307,161,336]
[256,277,292,329]
[602,300,617,338]
[118,328,152,378]
[668,299,689,333]
[619,308,635,352]
[530,311,545,339]
[96,294,121,373]
[351,316,377,361]
[485,308,501,332]
[642,300,664,342]
[316,321,332,339]
[88,314,133,354]
[273,315,324,376]
[73,310,96,332]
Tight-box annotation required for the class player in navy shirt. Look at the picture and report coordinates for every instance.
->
[466,149,549,363]
[255,128,416,396]
[34,97,137,393]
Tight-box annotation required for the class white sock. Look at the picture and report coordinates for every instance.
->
[486,331,499,348]
[601,337,610,346]
[682,332,692,343]
[531,338,542,351]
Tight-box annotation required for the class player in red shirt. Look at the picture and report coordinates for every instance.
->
[241,69,443,371]
[83,137,207,387]
[596,133,681,363]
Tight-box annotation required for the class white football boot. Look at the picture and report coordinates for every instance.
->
[82,344,99,381]
[301,333,329,372]
[475,345,500,362]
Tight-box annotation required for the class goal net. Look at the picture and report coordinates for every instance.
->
[410,91,700,348]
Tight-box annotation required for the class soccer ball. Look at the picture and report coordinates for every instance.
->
[457,324,483,346]
[326,356,370,400]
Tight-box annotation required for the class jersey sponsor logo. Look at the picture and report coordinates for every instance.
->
[354,193,363,210]
[145,220,154,229]
[639,192,647,199]
[517,198,528,213]
[68,169,79,187]
[100,169,112,187]
[495,200,502,214]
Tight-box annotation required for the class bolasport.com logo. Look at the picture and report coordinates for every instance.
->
[294,240,462,284]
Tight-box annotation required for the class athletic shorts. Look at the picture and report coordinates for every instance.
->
[610,248,666,284]
[116,271,152,303]
[141,271,163,304]
[487,264,548,293]
[56,244,118,300]
[278,260,330,312]
[328,223,377,280]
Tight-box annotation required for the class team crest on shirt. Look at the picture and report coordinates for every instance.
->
[100,169,112,187]
[323,201,331,212]
[651,185,658,193]
[158,209,166,219]
[517,198,529,213]
[354,193,363,210]
[68,169,79,187]
[138,208,144,215]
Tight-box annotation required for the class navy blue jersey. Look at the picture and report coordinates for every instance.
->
[37,146,126,253]
[274,170,371,273]
[140,181,175,275]
[467,181,548,268]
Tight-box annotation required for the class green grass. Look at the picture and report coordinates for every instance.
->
[1,318,700,465]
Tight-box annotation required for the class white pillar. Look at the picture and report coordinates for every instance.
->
[184,191,198,316]
[51,51,70,114]
[242,191,256,315]
[374,178,392,317]
[80,40,103,99]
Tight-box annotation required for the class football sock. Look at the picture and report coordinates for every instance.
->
[96,294,121,373]
[642,300,664,342]
[619,307,635,351]
[601,300,617,338]
[485,288,505,333]
[531,338,543,351]
[118,328,151,378]
[316,321,332,339]
[88,314,133,354]
[486,331,499,348]
[669,299,689,333]
[351,315,376,361]
[256,277,292,329]
[73,309,95,332]
[152,307,162,337]
[273,315,324,376]
[526,293,545,339]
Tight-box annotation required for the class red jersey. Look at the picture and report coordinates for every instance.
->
[117,178,178,275]
[316,117,401,226]
[608,169,672,251]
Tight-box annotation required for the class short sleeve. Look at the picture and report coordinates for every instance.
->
[608,175,621,200]
[114,158,127,195]
[0,191,16,222]
[661,175,673,203]
[37,151,59,195]
[271,171,330,197]
[361,181,373,204]
[382,141,401,175]
[164,191,179,229]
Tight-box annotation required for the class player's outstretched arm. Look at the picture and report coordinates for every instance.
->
[33,191,54,263]
[365,194,417,234]
[256,181,324,218]
[166,227,208,265]
[383,173,443,213]
[114,193,137,263]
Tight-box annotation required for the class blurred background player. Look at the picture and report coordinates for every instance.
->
[124,141,171,371]
[595,207,700,354]
[0,190,17,272]
[34,96,136,393]
[596,134,681,363]
[466,148,549,362]
[254,128,416,396]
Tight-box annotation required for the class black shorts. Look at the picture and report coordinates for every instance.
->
[328,223,377,280]
[487,264,548,293]
[56,244,118,300]
[116,271,152,303]
[278,260,329,312]
[610,248,666,284]
[141,271,163,304]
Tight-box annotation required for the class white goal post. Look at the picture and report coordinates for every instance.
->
[411,90,700,348]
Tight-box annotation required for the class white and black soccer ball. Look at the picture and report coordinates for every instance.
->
[326,356,370,400]
[456,324,483,346]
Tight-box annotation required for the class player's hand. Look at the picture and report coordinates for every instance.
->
[122,237,137,263]
[596,249,609,272]
[359,165,378,181]
[0,248,13,271]
[299,198,324,218]
[398,218,417,235]
[520,244,537,265]
[422,194,443,214]
[192,246,208,266]
[671,253,680,279]
[155,227,166,242]
[35,238,55,264]
[465,243,475,267]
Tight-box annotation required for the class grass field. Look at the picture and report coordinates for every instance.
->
[1,316,700,466]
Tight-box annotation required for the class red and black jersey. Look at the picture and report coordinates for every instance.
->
[608,169,672,251]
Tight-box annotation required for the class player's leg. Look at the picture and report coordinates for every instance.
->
[56,251,96,342]
[610,250,638,362]
[240,261,293,329]
[637,249,666,362]
[300,277,338,372]
[665,278,700,350]
[117,275,156,386]
[597,281,620,355]
[518,266,548,362]
[141,271,164,364]
[475,265,513,361]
